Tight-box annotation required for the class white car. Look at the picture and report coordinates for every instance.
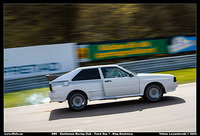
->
[48,64,178,111]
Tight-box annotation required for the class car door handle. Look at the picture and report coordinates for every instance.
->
[105,80,112,82]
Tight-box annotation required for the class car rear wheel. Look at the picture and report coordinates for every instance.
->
[143,84,163,102]
[68,93,87,111]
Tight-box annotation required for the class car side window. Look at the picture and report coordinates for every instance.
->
[72,68,101,81]
[101,67,130,78]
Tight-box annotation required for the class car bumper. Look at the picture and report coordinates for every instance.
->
[48,91,66,102]
[166,82,178,92]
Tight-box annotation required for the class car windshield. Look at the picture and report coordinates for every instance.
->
[120,66,137,75]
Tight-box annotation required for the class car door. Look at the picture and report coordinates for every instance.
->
[101,67,140,97]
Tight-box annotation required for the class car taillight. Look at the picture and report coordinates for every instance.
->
[174,77,177,82]
[49,84,53,91]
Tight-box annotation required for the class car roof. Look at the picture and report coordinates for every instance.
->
[76,64,119,70]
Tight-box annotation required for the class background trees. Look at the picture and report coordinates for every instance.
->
[4,4,196,48]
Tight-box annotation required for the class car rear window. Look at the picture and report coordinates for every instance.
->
[72,68,101,81]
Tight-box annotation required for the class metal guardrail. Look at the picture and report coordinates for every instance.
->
[4,54,196,93]
[118,54,196,73]
[4,73,65,93]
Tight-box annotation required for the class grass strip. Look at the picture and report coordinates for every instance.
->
[155,68,196,84]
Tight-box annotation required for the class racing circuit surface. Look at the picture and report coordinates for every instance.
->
[4,83,196,132]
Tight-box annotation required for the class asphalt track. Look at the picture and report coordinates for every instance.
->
[4,83,196,132]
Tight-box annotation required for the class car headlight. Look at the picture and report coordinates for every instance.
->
[52,81,69,89]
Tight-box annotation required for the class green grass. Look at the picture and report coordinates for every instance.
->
[4,68,196,108]
[4,87,50,108]
[155,68,196,84]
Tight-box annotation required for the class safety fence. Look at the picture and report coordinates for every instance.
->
[4,54,196,93]
[118,54,196,73]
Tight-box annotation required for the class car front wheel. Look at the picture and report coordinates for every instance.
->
[68,93,87,111]
[143,84,163,102]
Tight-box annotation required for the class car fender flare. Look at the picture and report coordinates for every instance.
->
[144,82,166,94]
[66,90,88,100]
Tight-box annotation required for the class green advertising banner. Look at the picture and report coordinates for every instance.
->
[88,39,168,61]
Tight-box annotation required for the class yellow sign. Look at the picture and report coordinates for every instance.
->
[95,48,157,59]
[98,42,151,51]
[77,48,89,59]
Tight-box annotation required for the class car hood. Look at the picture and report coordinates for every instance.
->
[136,73,173,79]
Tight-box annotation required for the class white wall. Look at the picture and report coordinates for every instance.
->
[4,43,78,80]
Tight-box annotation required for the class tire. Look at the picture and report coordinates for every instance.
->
[143,84,163,102]
[68,92,87,111]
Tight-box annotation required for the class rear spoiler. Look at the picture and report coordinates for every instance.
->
[45,74,58,82]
